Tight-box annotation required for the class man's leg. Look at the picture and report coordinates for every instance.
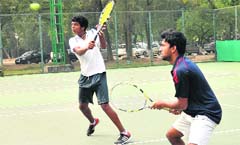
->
[79,103,99,136]
[188,115,216,145]
[78,86,99,136]
[100,103,125,132]
[101,103,131,144]
[79,86,95,124]
[95,73,126,132]
[167,112,193,145]
[97,73,131,144]
[79,103,94,123]
[166,127,185,145]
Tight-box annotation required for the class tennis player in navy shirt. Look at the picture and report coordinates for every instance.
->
[151,29,222,145]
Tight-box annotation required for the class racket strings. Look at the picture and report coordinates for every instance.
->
[110,84,147,112]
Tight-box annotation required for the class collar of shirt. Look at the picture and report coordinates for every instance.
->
[171,55,184,73]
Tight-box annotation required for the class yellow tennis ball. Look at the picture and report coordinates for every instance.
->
[30,3,41,11]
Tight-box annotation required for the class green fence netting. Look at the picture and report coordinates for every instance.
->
[216,40,240,61]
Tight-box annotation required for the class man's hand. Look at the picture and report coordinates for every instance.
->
[88,41,95,49]
[150,100,166,110]
[169,109,182,115]
[96,23,107,31]
[95,24,107,49]
[98,30,105,38]
[96,24,106,40]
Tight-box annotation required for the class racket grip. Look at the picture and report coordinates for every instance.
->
[94,26,103,41]
[94,35,98,41]
[148,106,170,111]
[163,107,170,111]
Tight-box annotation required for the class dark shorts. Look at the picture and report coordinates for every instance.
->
[78,72,109,105]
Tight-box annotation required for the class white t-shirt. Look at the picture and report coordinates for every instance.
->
[69,29,106,77]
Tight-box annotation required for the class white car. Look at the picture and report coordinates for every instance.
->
[133,44,148,58]
[112,43,148,59]
[112,44,127,57]
[151,43,161,56]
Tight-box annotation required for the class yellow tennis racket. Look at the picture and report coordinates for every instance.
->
[110,82,169,112]
[94,0,115,40]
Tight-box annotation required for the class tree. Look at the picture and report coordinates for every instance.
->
[176,0,239,49]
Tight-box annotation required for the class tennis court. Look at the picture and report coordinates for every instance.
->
[0,62,240,145]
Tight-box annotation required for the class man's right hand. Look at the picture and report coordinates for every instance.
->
[88,41,95,49]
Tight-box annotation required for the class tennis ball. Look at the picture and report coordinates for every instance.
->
[30,3,41,11]
[182,0,188,4]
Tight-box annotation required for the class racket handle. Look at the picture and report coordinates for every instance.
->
[94,26,103,41]
[94,34,98,41]
[163,107,170,111]
[148,106,170,111]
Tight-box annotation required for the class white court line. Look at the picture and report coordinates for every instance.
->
[213,128,240,134]
[0,101,76,110]
[0,103,239,118]
[126,129,240,144]
[222,104,240,109]
[127,138,168,145]
[0,108,75,117]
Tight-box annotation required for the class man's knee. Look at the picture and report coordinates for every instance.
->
[79,103,88,111]
[166,129,174,140]
[166,127,183,141]
[100,103,111,111]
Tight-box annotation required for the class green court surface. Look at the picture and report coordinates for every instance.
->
[0,62,240,145]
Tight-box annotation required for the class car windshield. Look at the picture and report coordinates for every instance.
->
[21,51,33,57]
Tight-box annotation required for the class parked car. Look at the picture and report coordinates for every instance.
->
[15,50,50,64]
[186,43,209,55]
[204,42,215,53]
[112,43,150,59]
[112,44,127,58]
[67,49,107,62]
[0,67,3,77]
[136,42,147,49]
[186,43,199,55]
[68,51,78,62]
[133,44,148,58]
[151,43,161,56]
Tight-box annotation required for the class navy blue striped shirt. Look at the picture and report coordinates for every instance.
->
[171,56,222,124]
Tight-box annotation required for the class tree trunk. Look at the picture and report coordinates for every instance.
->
[124,0,133,60]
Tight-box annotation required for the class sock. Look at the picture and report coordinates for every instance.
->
[121,130,129,135]
[90,119,96,125]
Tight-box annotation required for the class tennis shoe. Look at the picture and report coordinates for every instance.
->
[87,118,99,136]
[114,131,131,145]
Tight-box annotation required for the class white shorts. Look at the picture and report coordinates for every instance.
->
[172,112,217,145]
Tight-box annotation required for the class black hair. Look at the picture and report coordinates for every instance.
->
[71,15,88,30]
[160,29,187,55]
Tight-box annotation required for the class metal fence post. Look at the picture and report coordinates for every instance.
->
[0,17,3,67]
[181,8,185,34]
[114,11,119,66]
[148,11,153,65]
[213,10,216,42]
[235,6,238,40]
[38,13,44,73]
[212,9,217,60]
[0,6,3,67]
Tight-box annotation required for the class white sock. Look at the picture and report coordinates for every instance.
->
[90,119,96,125]
[121,130,129,135]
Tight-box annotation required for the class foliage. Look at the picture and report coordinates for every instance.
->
[177,8,214,46]
[176,0,240,47]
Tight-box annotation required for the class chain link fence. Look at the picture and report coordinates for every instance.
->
[0,5,239,75]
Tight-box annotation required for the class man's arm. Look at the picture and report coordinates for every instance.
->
[98,30,107,49]
[73,41,95,56]
[151,97,188,111]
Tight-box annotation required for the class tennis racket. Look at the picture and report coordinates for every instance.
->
[110,82,169,112]
[94,0,115,41]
